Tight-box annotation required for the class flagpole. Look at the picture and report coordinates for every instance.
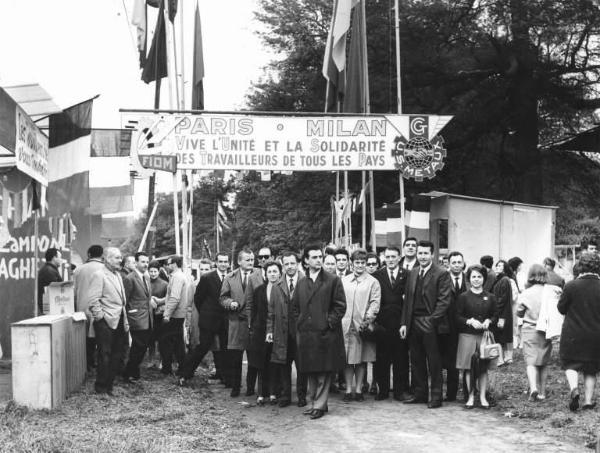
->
[188,170,194,261]
[394,0,406,246]
[361,171,366,248]
[369,170,376,252]
[33,209,39,317]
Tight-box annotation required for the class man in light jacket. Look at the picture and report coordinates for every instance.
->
[88,247,129,395]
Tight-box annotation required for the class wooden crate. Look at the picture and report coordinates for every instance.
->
[11,313,86,409]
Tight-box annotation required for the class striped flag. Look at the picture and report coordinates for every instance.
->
[406,195,431,240]
[47,99,93,216]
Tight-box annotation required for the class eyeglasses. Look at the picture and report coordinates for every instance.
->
[258,255,271,260]
[366,263,378,267]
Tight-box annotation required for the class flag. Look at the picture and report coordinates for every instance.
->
[131,0,147,68]
[343,0,368,114]
[374,206,388,246]
[217,200,227,221]
[406,194,431,240]
[47,99,93,216]
[322,0,359,111]
[372,203,402,248]
[357,177,370,208]
[141,0,168,83]
[191,2,205,110]
[100,211,135,239]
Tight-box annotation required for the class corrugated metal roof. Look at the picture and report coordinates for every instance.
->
[3,83,61,120]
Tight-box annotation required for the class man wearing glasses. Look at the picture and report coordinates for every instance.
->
[365,253,380,274]
[257,247,272,281]
[88,247,129,395]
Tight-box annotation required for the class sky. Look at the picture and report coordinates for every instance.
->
[0,0,274,213]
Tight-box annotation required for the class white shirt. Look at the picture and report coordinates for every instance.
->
[419,262,432,277]
[450,272,463,288]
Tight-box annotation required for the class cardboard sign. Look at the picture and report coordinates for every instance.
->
[46,281,74,315]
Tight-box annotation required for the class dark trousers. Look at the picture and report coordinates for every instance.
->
[149,314,164,357]
[159,318,185,374]
[409,317,443,403]
[94,316,127,393]
[269,362,291,401]
[227,350,244,390]
[124,329,152,379]
[295,362,308,401]
[375,331,410,396]
[247,365,259,393]
[181,325,227,380]
[438,332,459,400]
[86,336,97,371]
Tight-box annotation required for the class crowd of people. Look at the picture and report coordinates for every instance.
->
[45,237,600,420]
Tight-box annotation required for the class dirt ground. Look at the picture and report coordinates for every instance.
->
[1,352,598,452]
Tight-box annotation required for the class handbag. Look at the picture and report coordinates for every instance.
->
[479,330,502,360]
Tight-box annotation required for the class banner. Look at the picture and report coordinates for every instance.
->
[15,106,49,186]
[122,111,452,174]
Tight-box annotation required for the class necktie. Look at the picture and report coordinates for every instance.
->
[454,276,460,292]
[390,271,396,285]
[242,272,247,291]
[419,269,425,279]
[289,278,294,296]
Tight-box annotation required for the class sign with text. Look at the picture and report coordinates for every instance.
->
[15,106,49,186]
[122,111,452,176]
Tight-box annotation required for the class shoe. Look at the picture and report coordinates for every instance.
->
[342,393,353,402]
[362,383,370,393]
[393,393,407,402]
[479,404,490,410]
[375,394,389,401]
[278,400,290,408]
[464,403,474,409]
[246,390,255,397]
[427,401,442,409]
[269,396,278,405]
[444,396,457,402]
[569,388,580,412]
[310,409,325,420]
[303,408,315,416]
[404,397,427,405]
[529,390,539,402]
[256,397,265,406]
[369,383,378,395]
[297,398,307,408]
[582,402,596,410]
[354,393,365,402]
[230,388,240,398]
[122,376,136,385]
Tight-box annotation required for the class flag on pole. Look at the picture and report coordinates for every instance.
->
[406,194,431,240]
[141,0,168,83]
[191,1,205,110]
[343,0,368,114]
[323,0,360,111]
[47,99,93,216]
[131,0,147,68]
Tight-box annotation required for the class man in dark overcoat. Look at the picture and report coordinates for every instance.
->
[292,244,346,420]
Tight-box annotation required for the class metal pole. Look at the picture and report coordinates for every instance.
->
[344,170,349,247]
[188,170,194,260]
[361,171,366,248]
[33,209,39,317]
[369,170,376,252]
[172,173,180,255]
[394,0,406,246]
[138,202,159,253]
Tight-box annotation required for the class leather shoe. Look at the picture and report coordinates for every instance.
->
[297,398,307,407]
[354,393,365,402]
[403,397,427,404]
[375,394,389,401]
[230,388,240,397]
[393,393,407,402]
[310,409,325,420]
[427,401,442,409]
[303,408,315,416]
[582,402,596,410]
[569,388,580,412]
[342,393,353,402]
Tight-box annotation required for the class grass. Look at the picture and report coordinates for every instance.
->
[0,365,259,453]
[490,343,600,450]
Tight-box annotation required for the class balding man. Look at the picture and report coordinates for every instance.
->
[88,247,130,395]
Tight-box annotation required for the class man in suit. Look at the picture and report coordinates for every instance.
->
[156,255,189,376]
[334,248,352,279]
[37,247,63,315]
[257,247,272,281]
[122,252,154,382]
[372,246,410,401]
[398,237,418,271]
[400,240,452,408]
[88,247,129,395]
[179,252,230,384]
[73,245,104,371]
[480,255,496,292]
[293,244,346,420]
[441,251,467,401]
[280,250,308,407]
[220,248,263,397]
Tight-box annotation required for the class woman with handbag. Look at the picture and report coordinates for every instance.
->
[516,264,552,402]
[455,264,499,409]
[558,252,600,411]
[341,249,381,402]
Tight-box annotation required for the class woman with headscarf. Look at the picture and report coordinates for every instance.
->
[558,252,600,411]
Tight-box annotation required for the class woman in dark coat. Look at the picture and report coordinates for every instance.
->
[558,252,600,411]
[265,262,294,407]
[248,263,276,405]
[491,260,514,361]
